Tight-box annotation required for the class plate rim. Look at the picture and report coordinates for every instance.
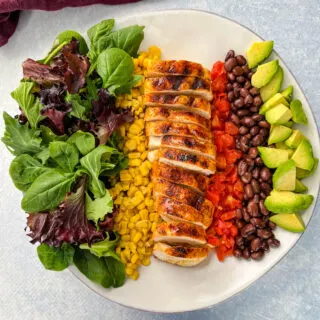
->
[68,8,320,313]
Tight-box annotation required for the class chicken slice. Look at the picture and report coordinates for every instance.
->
[145,121,211,142]
[151,162,209,194]
[144,107,210,129]
[144,76,213,101]
[148,135,216,160]
[153,221,207,246]
[153,242,209,267]
[144,94,211,119]
[144,60,211,80]
[155,196,214,229]
[148,148,216,176]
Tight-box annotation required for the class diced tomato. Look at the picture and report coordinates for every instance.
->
[206,190,220,205]
[207,235,221,247]
[225,121,239,136]
[212,76,227,93]
[216,154,227,170]
[211,113,225,130]
[221,134,235,149]
[215,97,230,113]
[230,225,238,237]
[223,195,242,209]
[216,245,228,261]
[225,149,242,165]
[211,61,226,80]
[220,210,236,221]
[233,180,244,199]
[226,166,238,184]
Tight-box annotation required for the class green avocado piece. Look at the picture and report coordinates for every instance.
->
[272,160,296,191]
[291,140,314,171]
[258,147,290,168]
[260,66,284,102]
[265,104,292,125]
[259,93,289,115]
[268,125,292,145]
[276,141,289,149]
[290,99,308,125]
[251,60,279,89]
[281,85,294,102]
[295,179,308,193]
[265,190,314,213]
[283,121,294,128]
[269,213,305,233]
[246,40,274,69]
[296,158,318,179]
[285,130,306,149]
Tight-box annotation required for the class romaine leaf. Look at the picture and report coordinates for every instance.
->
[68,131,95,155]
[35,147,51,165]
[85,191,113,224]
[49,141,79,172]
[65,92,90,120]
[104,256,126,288]
[9,154,49,191]
[21,169,75,212]
[37,243,75,271]
[2,112,42,155]
[40,126,68,145]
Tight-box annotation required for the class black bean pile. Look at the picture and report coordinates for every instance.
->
[224,50,280,260]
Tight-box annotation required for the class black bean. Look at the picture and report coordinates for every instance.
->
[230,113,240,126]
[248,147,258,159]
[226,83,233,92]
[251,237,262,252]
[235,55,247,65]
[239,126,249,135]
[236,209,243,219]
[236,219,245,229]
[260,192,267,199]
[243,248,250,259]
[261,241,270,252]
[268,221,277,230]
[225,50,235,61]
[234,248,242,258]
[255,157,264,166]
[242,209,251,222]
[240,136,249,153]
[259,200,270,215]
[233,66,244,76]
[237,76,246,83]
[240,88,249,97]
[251,179,260,193]
[253,96,262,107]
[244,95,253,106]
[241,223,256,237]
[261,182,272,194]
[238,160,248,176]
[258,120,270,128]
[248,72,253,79]
[245,157,255,168]
[244,80,251,89]
[247,234,256,241]
[234,87,240,98]
[237,109,250,117]
[241,117,255,127]
[257,229,273,239]
[250,106,259,113]
[251,250,264,260]
[250,126,260,136]
[241,172,252,184]
[252,194,260,203]
[250,218,266,229]
[227,91,235,102]
[225,57,237,72]
[242,65,250,75]
[252,167,260,179]
[268,238,280,248]
[233,82,241,89]
[260,128,269,137]
[227,72,236,82]
[249,87,260,96]
[252,114,264,122]
[247,201,259,216]
[235,97,245,108]
[252,134,264,146]
[260,167,271,181]
[245,133,252,140]
[244,184,254,199]
[231,103,237,112]
[235,235,244,247]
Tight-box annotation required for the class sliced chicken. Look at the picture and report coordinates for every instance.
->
[153,242,209,267]
[148,148,216,176]
[145,121,211,142]
[148,135,215,160]
[144,107,210,129]
[144,60,211,80]
[156,196,213,229]
[144,76,213,101]
[144,94,211,119]
[153,221,207,246]
[151,162,209,194]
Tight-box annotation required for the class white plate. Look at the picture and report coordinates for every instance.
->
[3,9,320,313]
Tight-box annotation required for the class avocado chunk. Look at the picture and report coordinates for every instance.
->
[268,125,292,145]
[265,190,314,213]
[265,104,292,125]
[296,158,319,179]
[275,142,294,157]
[259,93,289,115]
[258,147,290,168]
[290,99,308,125]
[251,60,279,89]
[272,160,296,191]
[283,121,294,128]
[291,140,314,171]
[260,66,284,102]
[295,179,308,193]
[246,40,274,69]
[269,213,305,233]
[285,130,306,149]
[281,85,294,102]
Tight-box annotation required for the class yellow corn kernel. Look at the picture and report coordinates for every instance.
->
[132,232,142,243]
[129,242,137,253]
[121,252,127,263]
[128,152,141,159]
[130,270,140,281]
[128,222,135,229]
[134,175,143,186]
[149,212,158,222]
[116,247,121,255]
[124,249,131,260]
[137,241,144,248]
[129,123,141,135]
[137,246,146,255]
[125,139,137,151]
[120,171,132,181]
[151,222,157,232]
[128,185,138,197]
[140,151,148,161]
[145,198,154,207]
[119,125,126,137]
[139,209,149,220]
[121,235,131,242]
[145,240,154,248]
[137,142,146,152]
[130,214,140,223]
[114,197,123,205]
[126,267,134,275]
[131,253,139,264]
[135,119,145,129]
[121,182,130,191]
[142,257,151,266]
[137,202,146,210]
[136,220,149,229]
[129,158,142,167]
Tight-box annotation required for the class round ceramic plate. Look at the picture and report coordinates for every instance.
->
[65,9,320,312]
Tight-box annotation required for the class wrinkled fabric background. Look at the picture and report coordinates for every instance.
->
[0,0,320,319]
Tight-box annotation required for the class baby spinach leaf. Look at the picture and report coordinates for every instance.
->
[85,191,113,224]
[9,154,49,191]
[21,169,75,212]
[11,82,45,129]
[65,93,90,120]
[35,148,51,165]
[2,112,42,155]
[68,131,95,156]
[49,141,79,172]
[86,77,99,100]
[37,243,75,271]
[104,256,126,288]
[40,126,68,145]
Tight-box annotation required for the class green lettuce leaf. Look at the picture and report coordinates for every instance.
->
[49,141,79,172]
[65,93,91,120]
[68,131,95,156]
[85,191,113,224]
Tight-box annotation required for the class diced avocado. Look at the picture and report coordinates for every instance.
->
[295,179,308,193]
[259,93,289,115]
[269,213,305,233]
[268,125,292,145]
[265,190,314,213]
[246,40,274,69]
[281,85,294,102]
[276,142,289,149]
[285,130,306,149]
[258,147,290,168]
[290,99,308,125]
[260,66,284,102]
[251,60,279,89]
[291,140,314,171]
[296,158,319,179]
[272,160,296,191]
[283,121,294,128]
[265,104,292,125]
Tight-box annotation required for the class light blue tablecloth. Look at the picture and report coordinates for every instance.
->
[1,1,319,319]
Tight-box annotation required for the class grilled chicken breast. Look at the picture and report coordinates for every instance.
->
[153,221,207,246]
[144,94,211,119]
[145,121,211,142]
[151,162,209,194]
[144,107,210,129]
[148,148,216,176]
[144,60,211,80]
[155,196,213,229]
[153,242,209,267]
[144,76,213,101]
[148,135,215,160]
